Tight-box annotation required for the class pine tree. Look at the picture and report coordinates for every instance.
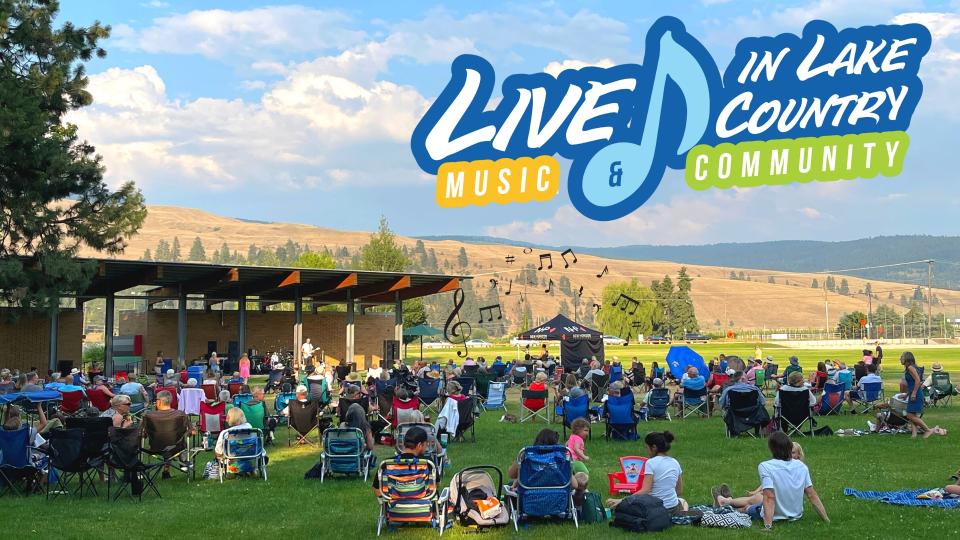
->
[729,271,738,280]
[154,239,172,261]
[839,279,850,295]
[171,237,181,262]
[140,248,152,261]
[825,276,836,291]
[188,237,206,261]
[361,216,407,271]
[457,247,469,268]
[247,244,258,262]
[768,276,776,284]
[811,278,819,288]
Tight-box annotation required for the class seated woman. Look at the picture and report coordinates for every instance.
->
[607,431,698,518]
[808,362,828,390]
[2,405,55,468]
[343,396,377,452]
[445,380,468,402]
[100,394,135,428]
[629,361,647,390]
[774,372,816,410]
[508,428,586,505]
[523,372,548,410]
[213,407,267,464]
[91,376,115,399]
[713,442,805,509]
[202,369,219,391]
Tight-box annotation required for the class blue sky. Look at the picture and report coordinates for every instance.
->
[60,0,960,246]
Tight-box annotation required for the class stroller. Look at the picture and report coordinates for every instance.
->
[450,466,511,530]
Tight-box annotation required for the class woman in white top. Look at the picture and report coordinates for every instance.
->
[215,407,254,459]
[608,431,694,516]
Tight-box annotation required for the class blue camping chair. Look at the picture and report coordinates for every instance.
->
[609,365,624,385]
[455,377,476,396]
[506,445,578,531]
[818,382,846,415]
[678,386,710,419]
[0,426,42,496]
[651,366,665,381]
[560,394,590,439]
[490,363,507,381]
[274,391,297,425]
[219,428,267,481]
[483,382,507,412]
[646,388,671,420]
[852,381,884,414]
[232,393,254,407]
[320,427,372,482]
[837,369,854,392]
[418,377,443,416]
[604,394,638,440]
[266,369,283,391]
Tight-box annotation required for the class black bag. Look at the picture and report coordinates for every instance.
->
[610,494,672,532]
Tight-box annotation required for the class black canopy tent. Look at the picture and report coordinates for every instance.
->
[517,314,605,371]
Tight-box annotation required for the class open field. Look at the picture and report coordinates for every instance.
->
[2,343,957,539]
[79,204,960,330]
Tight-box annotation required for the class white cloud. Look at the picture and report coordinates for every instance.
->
[67,63,430,193]
[543,58,616,77]
[113,6,366,59]
[798,207,821,218]
[889,12,960,121]
[141,1,169,8]
[240,80,267,90]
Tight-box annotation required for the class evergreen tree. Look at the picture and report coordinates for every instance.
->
[171,237,182,262]
[558,276,572,295]
[0,0,146,313]
[154,239,172,261]
[838,278,850,295]
[825,276,836,291]
[188,237,206,261]
[361,216,407,271]
[768,276,776,284]
[457,247,469,268]
[811,278,819,288]
[140,248,152,261]
[729,271,738,280]
[674,267,699,333]
[247,244,258,262]
[738,271,746,281]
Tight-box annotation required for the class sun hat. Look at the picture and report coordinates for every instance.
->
[166,368,175,375]
[346,372,361,382]
[427,370,441,379]
[296,384,308,393]
[652,377,663,387]
[726,368,735,376]
[932,362,944,372]
[70,368,80,375]
[186,378,197,387]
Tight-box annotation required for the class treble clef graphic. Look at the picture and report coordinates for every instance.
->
[443,287,472,357]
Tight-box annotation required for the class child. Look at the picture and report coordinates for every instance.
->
[567,418,591,480]
[714,442,805,508]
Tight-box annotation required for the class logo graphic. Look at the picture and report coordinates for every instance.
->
[411,18,931,221]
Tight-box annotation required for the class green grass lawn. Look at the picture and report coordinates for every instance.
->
[3,343,958,539]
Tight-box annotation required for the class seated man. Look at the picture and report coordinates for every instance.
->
[677,366,706,398]
[372,426,429,495]
[718,371,765,410]
[144,390,195,479]
[120,375,150,410]
[21,372,43,393]
[584,361,606,384]
[846,364,882,407]
[745,432,828,529]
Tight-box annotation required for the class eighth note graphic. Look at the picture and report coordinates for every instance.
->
[478,304,503,323]
[596,265,609,278]
[560,248,577,268]
[538,253,553,270]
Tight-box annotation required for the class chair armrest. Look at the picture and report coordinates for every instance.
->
[438,487,450,504]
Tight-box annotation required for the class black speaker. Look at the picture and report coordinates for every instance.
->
[383,340,400,365]
[57,360,73,374]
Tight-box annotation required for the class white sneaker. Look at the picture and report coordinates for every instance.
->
[867,421,876,431]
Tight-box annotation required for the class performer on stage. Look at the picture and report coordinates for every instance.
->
[301,338,315,370]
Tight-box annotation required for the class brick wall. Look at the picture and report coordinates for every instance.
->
[0,309,84,373]
[118,309,395,371]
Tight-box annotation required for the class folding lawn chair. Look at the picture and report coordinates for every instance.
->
[418,377,443,416]
[560,394,590,438]
[454,396,477,442]
[818,382,845,415]
[723,389,769,438]
[482,382,507,412]
[105,425,163,501]
[142,412,194,481]
[677,386,710,419]
[178,387,206,416]
[489,363,507,381]
[219,428,267,481]
[929,372,956,407]
[776,389,815,437]
[473,372,492,403]
[455,377,476,396]
[852,381,885,414]
[520,388,549,423]
[155,386,179,410]
[273,388,297,426]
[232,393,254,407]
[395,423,446,478]
[764,364,779,390]
[609,365,624,385]
[228,383,243,397]
[337,394,369,425]
[87,388,112,412]
[375,455,449,536]
[604,393,638,440]
[505,445,578,531]
[588,374,609,403]
[391,396,422,430]
[199,401,226,449]
[646,387,672,421]
[0,426,42,496]
[58,390,86,417]
[320,427,371,482]
[202,384,218,400]
[287,400,321,446]
[45,428,100,499]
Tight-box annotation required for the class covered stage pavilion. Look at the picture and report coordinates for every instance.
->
[0,258,466,375]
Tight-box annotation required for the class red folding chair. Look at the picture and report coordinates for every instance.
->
[155,386,179,410]
[202,384,218,400]
[59,390,86,416]
[391,395,422,429]
[199,401,226,434]
[228,383,242,397]
[87,388,112,412]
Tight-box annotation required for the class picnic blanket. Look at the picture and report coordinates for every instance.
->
[844,488,960,508]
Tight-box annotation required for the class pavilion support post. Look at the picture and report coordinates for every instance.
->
[177,286,187,368]
[346,293,355,371]
[48,300,59,373]
[104,293,115,376]
[294,285,303,369]
[395,294,403,363]
[238,290,246,364]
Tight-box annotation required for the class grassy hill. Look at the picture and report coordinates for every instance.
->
[79,205,960,333]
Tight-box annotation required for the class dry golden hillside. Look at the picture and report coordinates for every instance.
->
[79,205,960,331]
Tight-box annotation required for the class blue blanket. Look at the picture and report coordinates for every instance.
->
[844,488,960,508]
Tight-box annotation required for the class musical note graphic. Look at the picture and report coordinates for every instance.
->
[612,293,641,315]
[519,292,525,303]
[489,278,498,289]
[560,248,577,268]
[478,304,503,323]
[593,303,601,313]
[522,247,533,254]
[443,287,472,358]
[505,255,515,264]
[631,321,643,329]
[544,279,554,293]
[596,265,609,278]
[577,285,584,297]
[538,253,553,270]
[504,279,513,295]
